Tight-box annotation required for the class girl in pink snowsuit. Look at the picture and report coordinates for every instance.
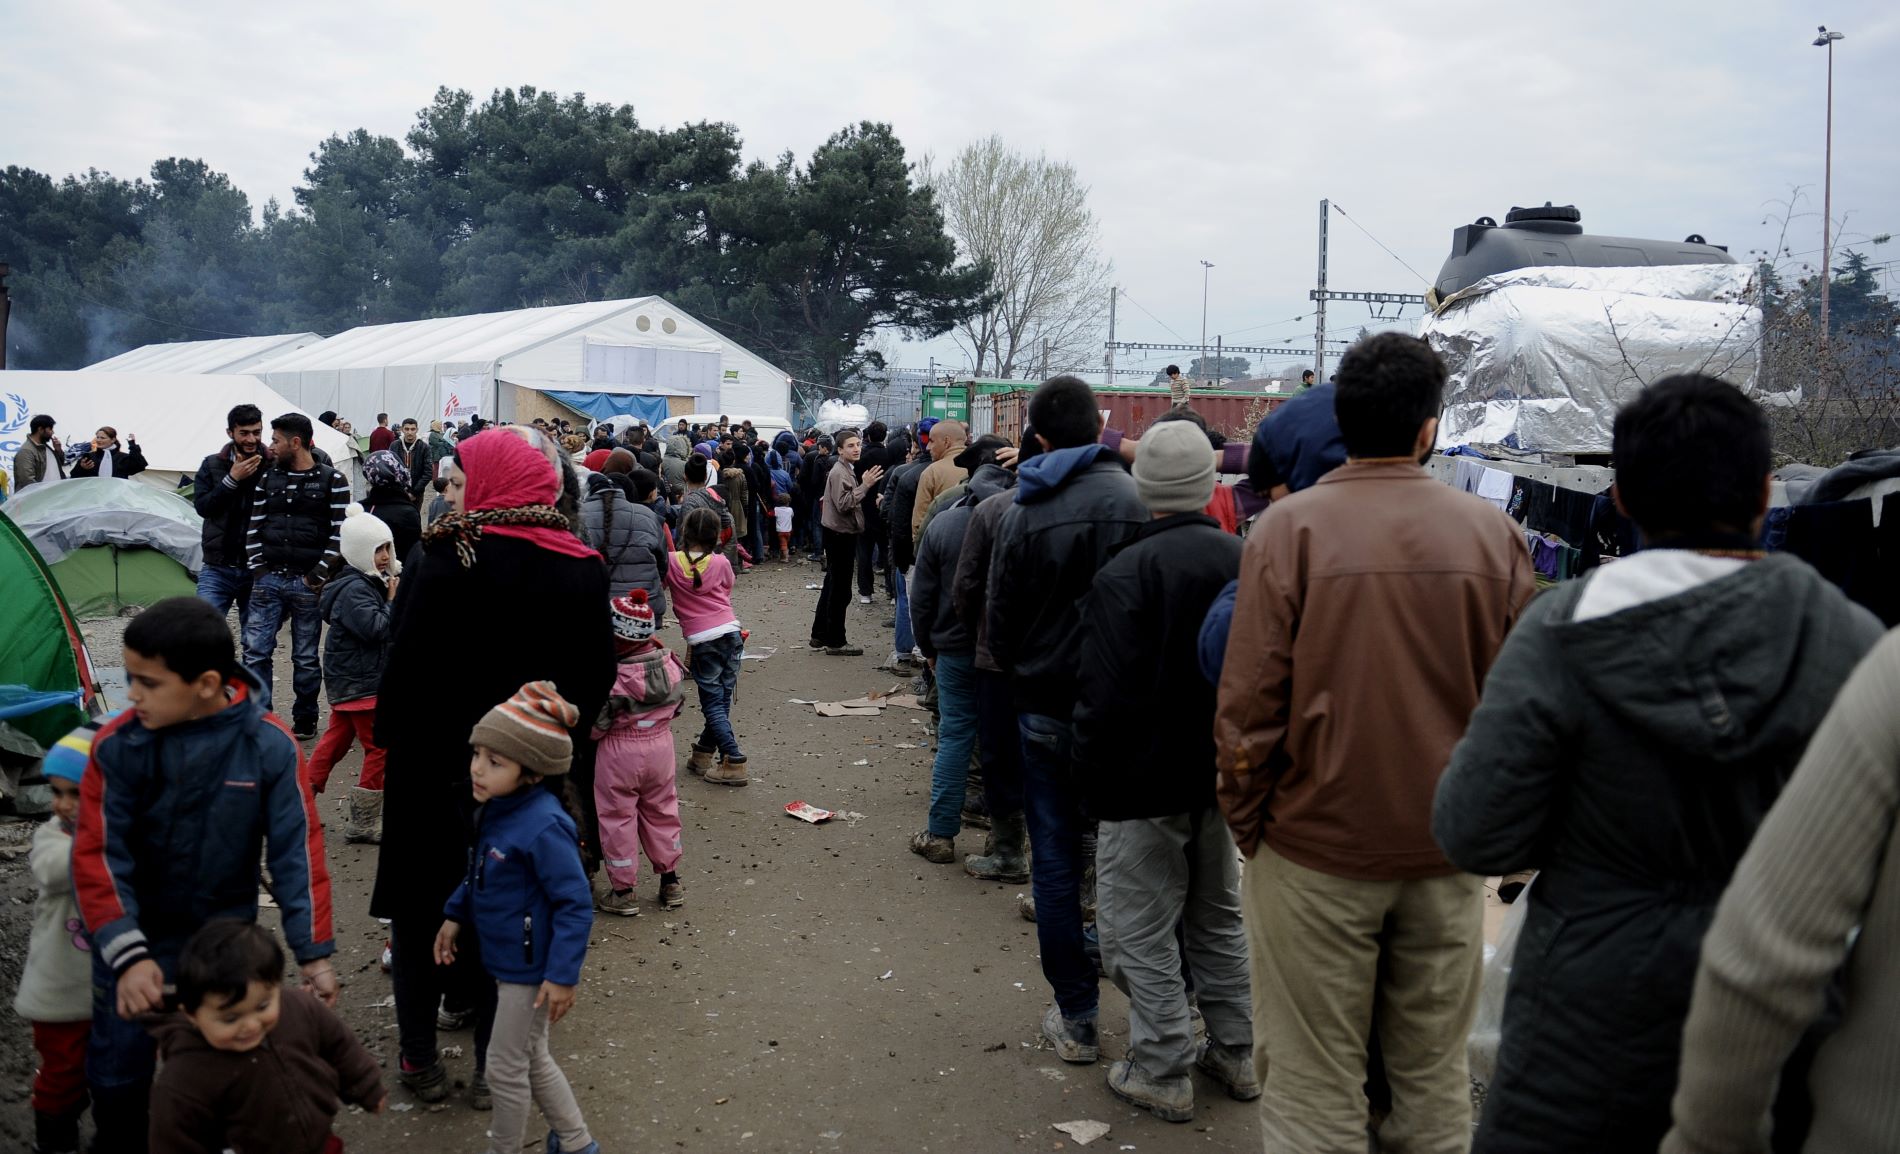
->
[592,589,690,916]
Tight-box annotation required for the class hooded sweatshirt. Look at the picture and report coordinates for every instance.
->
[1433,552,1884,1154]
[148,986,383,1154]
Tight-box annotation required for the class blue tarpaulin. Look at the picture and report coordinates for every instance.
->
[544,391,672,426]
[0,686,86,721]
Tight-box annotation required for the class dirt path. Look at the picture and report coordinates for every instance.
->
[1,559,1260,1153]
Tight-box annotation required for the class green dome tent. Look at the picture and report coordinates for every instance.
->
[5,478,201,616]
[0,511,100,751]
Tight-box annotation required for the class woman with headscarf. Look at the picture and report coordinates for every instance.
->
[360,448,421,564]
[371,425,615,1109]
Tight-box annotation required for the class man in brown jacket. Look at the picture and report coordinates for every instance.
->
[1214,333,1534,1153]
[911,418,968,540]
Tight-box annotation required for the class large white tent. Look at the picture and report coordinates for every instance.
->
[0,371,357,496]
[250,297,791,428]
[86,332,323,374]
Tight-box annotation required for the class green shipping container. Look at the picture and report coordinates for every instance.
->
[921,383,970,421]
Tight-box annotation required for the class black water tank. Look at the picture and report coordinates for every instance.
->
[1433,204,1733,298]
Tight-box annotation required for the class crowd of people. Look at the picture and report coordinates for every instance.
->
[8,339,1900,1154]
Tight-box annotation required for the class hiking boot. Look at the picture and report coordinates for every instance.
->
[1109,1059,1195,1122]
[345,786,383,844]
[595,887,641,917]
[436,1004,471,1031]
[1041,1004,1099,1064]
[659,878,685,910]
[909,831,955,864]
[965,813,1029,883]
[398,1059,449,1103]
[704,755,749,787]
[1195,1040,1261,1101]
[686,744,717,777]
[469,1069,493,1111]
[825,644,864,657]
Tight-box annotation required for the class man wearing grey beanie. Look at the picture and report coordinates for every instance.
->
[1070,419,1255,1120]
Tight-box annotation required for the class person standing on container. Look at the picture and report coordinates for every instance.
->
[1165,364,1190,408]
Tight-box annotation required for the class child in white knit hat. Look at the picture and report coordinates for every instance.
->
[306,504,399,842]
[435,681,599,1154]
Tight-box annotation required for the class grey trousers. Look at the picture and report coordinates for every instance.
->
[488,981,592,1154]
[1096,808,1254,1079]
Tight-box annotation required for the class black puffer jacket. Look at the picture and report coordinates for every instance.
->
[192,444,262,568]
[392,435,433,501]
[1434,556,1885,1154]
[1072,514,1242,820]
[884,458,930,571]
[317,565,392,705]
[988,447,1146,717]
[363,485,421,568]
[580,474,668,614]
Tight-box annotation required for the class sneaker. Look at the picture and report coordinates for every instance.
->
[659,878,685,909]
[1195,1040,1261,1101]
[398,1059,449,1103]
[293,720,318,741]
[546,1132,602,1154]
[908,831,955,864]
[858,594,872,605]
[436,1004,472,1031]
[825,644,864,657]
[596,887,641,917]
[1041,1004,1099,1064]
[806,637,828,650]
[380,941,392,973]
[469,1069,493,1111]
[1109,1058,1195,1122]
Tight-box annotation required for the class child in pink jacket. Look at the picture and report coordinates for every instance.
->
[592,589,689,916]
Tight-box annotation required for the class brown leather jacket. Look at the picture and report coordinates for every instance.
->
[1214,459,1535,879]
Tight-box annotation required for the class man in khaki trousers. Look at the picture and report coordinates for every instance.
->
[1214,333,1534,1153]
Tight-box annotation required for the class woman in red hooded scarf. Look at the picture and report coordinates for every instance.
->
[371,425,615,1109]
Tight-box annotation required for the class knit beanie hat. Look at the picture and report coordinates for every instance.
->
[611,589,657,648]
[1134,421,1217,513]
[40,713,117,785]
[339,504,400,577]
[583,448,613,473]
[470,681,579,777]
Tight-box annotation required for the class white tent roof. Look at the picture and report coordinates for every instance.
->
[85,333,323,374]
[0,371,357,495]
[252,297,791,425]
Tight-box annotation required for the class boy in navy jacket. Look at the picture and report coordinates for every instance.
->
[71,596,336,1154]
[435,681,599,1154]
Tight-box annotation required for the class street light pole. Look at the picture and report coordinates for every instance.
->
[1814,25,1845,334]
[1200,260,1214,382]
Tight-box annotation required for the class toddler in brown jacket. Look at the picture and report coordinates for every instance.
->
[149,921,384,1154]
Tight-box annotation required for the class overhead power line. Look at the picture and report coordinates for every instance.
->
[1329,203,1434,288]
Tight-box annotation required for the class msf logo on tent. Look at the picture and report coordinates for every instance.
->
[444,392,463,416]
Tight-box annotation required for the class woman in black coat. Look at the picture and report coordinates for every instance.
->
[360,449,422,566]
[69,425,147,479]
[371,425,615,1101]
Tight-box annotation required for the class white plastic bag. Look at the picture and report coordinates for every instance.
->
[1468,877,1532,1087]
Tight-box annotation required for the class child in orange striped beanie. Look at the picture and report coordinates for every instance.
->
[436,681,601,1154]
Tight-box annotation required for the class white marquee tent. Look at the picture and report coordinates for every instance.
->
[0,371,358,496]
[86,332,323,374]
[249,297,791,428]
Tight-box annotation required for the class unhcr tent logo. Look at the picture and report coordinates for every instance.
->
[0,392,28,435]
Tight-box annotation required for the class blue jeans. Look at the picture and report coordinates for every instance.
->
[195,563,253,636]
[1019,711,1098,1019]
[926,651,978,837]
[689,632,745,761]
[89,945,166,1152]
[243,570,322,727]
[893,567,915,656]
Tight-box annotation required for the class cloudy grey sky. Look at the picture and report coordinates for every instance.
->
[7,0,1896,381]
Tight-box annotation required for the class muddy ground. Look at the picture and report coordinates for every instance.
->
[1,559,1276,1153]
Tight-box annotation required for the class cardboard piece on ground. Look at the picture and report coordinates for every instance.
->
[815,702,882,717]
[1052,1119,1111,1145]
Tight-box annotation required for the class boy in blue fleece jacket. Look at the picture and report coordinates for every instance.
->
[435,681,599,1154]
[71,596,336,1154]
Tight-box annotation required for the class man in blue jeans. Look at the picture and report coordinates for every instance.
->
[242,412,349,739]
[988,375,1147,1064]
[193,404,269,634]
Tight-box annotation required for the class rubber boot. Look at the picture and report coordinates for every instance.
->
[346,786,384,844]
[964,811,1029,883]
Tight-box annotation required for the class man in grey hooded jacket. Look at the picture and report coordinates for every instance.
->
[1434,374,1883,1154]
